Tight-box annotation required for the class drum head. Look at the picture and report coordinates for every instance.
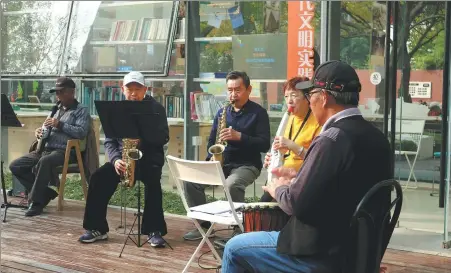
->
[243,202,279,209]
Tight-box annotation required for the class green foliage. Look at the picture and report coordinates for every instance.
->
[394,140,418,152]
[340,1,446,72]
[340,37,370,69]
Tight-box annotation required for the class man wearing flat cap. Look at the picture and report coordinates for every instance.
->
[9,77,90,217]
[221,61,392,273]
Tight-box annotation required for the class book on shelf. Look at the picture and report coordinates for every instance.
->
[109,18,171,41]
[190,92,223,122]
[152,88,184,119]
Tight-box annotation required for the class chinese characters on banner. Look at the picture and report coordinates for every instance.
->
[287,1,316,79]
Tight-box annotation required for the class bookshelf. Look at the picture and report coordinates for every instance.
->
[83,1,179,76]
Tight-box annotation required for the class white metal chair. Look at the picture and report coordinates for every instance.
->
[166,155,244,273]
[389,119,425,190]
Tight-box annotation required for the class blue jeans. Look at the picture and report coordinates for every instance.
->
[222,231,337,273]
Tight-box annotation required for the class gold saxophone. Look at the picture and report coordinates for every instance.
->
[208,100,234,166]
[121,138,143,187]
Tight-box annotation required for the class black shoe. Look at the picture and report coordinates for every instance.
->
[43,187,58,208]
[25,203,44,217]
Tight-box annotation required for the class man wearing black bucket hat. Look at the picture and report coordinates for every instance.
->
[221,61,392,273]
[9,77,90,217]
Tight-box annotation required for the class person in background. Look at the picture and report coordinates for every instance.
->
[260,76,321,202]
[183,71,271,241]
[9,77,90,216]
[79,71,169,248]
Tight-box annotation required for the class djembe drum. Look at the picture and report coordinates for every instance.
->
[239,202,290,233]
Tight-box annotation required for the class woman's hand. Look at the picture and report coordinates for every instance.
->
[263,152,271,169]
[273,136,300,153]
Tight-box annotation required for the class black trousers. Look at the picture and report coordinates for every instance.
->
[9,149,70,204]
[82,162,167,235]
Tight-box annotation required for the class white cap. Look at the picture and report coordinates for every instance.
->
[123,71,146,86]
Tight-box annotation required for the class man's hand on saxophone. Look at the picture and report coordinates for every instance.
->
[43,117,60,128]
[114,159,126,175]
[219,126,241,142]
[35,127,43,139]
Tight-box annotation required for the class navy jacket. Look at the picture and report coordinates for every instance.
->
[277,111,391,258]
[104,96,169,173]
[206,100,271,171]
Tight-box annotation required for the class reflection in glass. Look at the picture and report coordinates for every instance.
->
[81,80,184,119]
[0,79,58,113]
[62,1,101,74]
[78,1,178,75]
[1,1,72,74]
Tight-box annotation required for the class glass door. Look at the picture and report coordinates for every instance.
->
[390,1,448,252]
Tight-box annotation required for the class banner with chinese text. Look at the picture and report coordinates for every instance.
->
[287,1,316,79]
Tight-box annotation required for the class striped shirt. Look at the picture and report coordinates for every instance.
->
[46,100,90,150]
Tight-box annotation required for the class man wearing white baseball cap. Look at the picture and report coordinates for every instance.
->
[79,72,170,248]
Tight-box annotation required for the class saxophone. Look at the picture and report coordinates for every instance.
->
[208,100,234,166]
[121,138,143,187]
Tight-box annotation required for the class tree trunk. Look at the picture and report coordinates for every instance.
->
[397,2,413,103]
[399,45,412,102]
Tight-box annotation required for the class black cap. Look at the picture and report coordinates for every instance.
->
[49,77,76,93]
[295,60,361,93]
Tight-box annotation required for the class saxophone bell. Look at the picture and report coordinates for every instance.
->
[208,144,225,165]
[126,149,143,161]
[208,101,232,166]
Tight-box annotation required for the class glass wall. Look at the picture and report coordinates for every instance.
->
[0,1,184,193]
[393,2,448,248]
[1,1,73,74]
[337,1,449,252]
[188,1,321,137]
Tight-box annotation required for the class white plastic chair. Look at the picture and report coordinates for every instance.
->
[166,155,244,273]
[389,119,425,190]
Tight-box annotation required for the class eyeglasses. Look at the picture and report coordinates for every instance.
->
[304,89,323,102]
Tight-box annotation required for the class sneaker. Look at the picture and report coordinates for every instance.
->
[183,228,215,241]
[78,230,108,243]
[148,232,165,248]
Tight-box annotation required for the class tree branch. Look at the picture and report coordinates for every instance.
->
[410,15,445,30]
[341,19,370,35]
[341,6,372,29]
[409,27,444,57]
[409,2,426,20]
[33,22,67,73]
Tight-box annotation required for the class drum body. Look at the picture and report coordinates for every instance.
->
[240,202,290,233]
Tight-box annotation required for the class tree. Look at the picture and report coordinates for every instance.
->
[397,1,446,102]
[1,1,74,74]
[340,1,446,103]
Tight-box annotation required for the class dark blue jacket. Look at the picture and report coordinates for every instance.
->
[206,100,270,171]
[104,96,169,172]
